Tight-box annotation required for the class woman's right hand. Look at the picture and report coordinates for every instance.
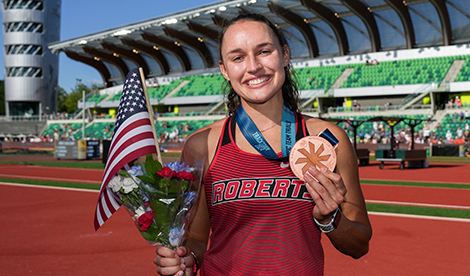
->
[154,245,194,276]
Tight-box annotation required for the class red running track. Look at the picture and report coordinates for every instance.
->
[0,164,103,184]
[1,184,469,275]
[358,162,470,184]
[1,161,470,275]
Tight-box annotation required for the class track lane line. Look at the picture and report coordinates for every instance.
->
[366,199,470,210]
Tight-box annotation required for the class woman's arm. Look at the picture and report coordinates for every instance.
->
[154,121,222,275]
[304,120,372,258]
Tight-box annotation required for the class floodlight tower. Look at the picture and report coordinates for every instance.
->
[2,0,61,119]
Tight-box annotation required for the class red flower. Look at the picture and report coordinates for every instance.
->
[176,171,196,181]
[157,167,176,178]
[138,211,155,231]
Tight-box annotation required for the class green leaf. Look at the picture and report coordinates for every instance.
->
[145,155,162,174]
[119,170,130,177]
[136,175,156,186]
[139,223,159,242]
[168,179,181,194]
[150,199,171,229]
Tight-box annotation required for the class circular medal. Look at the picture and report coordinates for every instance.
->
[289,136,337,181]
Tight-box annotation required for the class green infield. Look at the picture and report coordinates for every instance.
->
[367,203,470,219]
[360,179,470,189]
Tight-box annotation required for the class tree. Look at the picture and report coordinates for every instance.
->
[57,86,68,113]
[61,79,103,114]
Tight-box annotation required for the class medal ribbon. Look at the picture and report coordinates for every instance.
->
[236,103,296,159]
[319,128,339,147]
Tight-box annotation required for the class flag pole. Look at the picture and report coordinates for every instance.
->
[139,67,162,164]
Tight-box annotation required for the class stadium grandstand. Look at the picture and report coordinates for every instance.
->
[1,0,469,158]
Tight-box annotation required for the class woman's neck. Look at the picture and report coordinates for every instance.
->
[239,97,284,127]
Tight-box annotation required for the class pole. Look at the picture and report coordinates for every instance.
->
[82,90,85,140]
[139,67,162,164]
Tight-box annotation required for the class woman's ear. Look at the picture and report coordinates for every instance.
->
[283,45,290,67]
[219,60,230,81]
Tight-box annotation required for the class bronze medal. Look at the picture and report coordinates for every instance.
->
[289,135,337,181]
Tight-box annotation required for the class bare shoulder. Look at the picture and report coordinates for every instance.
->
[184,118,225,147]
[181,118,227,166]
[302,115,349,142]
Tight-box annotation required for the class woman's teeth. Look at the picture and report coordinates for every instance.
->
[247,77,270,86]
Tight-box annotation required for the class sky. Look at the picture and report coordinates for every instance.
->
[0,0,218,92]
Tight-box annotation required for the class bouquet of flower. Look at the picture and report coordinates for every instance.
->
[108,154,203,249]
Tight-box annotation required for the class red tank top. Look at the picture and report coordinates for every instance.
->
[202,114,324,275]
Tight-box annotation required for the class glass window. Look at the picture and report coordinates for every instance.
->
[284,26,309,59]
[311,21,339,56]
[447,0,470,41]
[374,9,406,48]
[4,0,43,10]
[409,2,442,45]
[342,15,371,52]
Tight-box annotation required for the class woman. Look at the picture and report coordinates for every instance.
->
[154,13,372,276]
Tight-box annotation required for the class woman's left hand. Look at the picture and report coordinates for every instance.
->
[303,166,347,224]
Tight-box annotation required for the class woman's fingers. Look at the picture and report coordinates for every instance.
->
[154,246,185,276]
[304,166,346,217]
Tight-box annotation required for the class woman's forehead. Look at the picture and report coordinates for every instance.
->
[221,20,279,50]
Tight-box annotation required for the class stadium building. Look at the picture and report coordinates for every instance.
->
[2,0,61,120]
[2,0,470,157]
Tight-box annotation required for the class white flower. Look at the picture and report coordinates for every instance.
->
[121,177,138,193]
[108,175,124,193]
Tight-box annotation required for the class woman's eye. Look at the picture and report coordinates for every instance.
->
[260,50,271,55]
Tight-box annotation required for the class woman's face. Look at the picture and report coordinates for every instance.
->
[219,20,289,106]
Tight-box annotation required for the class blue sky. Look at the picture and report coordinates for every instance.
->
[1,0,217,92]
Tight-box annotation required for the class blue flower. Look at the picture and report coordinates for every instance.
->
[130,165,143,176]
[165,161,191,173]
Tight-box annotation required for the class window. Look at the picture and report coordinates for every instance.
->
[4,22,43,33]
[5,44,42,55]
[6,67,42,78]
[4,0,43,10]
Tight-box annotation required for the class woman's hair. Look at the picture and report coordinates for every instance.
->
[218,13,300,116]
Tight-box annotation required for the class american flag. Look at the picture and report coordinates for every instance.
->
[94,67,157,230]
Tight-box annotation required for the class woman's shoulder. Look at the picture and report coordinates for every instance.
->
[183,117,228,150]
[302,114,346,138]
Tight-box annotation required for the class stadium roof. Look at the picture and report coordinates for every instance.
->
[48,0,470,87]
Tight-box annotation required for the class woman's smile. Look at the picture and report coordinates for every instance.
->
[245,75,272,87]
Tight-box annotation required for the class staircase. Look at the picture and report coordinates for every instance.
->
[162,80,190,100]
[397,83,435,110]
[301,68,355,109]
[428,109,446,131]
[441,59,466,86]
[330,68,355,89]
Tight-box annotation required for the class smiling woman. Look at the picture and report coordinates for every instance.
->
[153,13,372,276]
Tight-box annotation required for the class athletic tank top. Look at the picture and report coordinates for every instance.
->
[202,113,324,275]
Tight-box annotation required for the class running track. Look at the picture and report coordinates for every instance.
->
[0,161,469,275]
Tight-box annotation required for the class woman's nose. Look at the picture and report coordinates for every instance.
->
[247,55,262,72]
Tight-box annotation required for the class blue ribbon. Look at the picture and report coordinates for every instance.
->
[319,128,339,147]
[236,103,296,159]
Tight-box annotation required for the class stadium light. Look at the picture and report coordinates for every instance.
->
[219,6,227,11]
[78,40,87,45]
[164,18,178,24]
[112,29,132,36]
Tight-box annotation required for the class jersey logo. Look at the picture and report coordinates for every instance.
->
[211,177,312,205]
[280,162,290,168]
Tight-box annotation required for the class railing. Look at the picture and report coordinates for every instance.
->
[327,104,432,113]
[0,115,42,121]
